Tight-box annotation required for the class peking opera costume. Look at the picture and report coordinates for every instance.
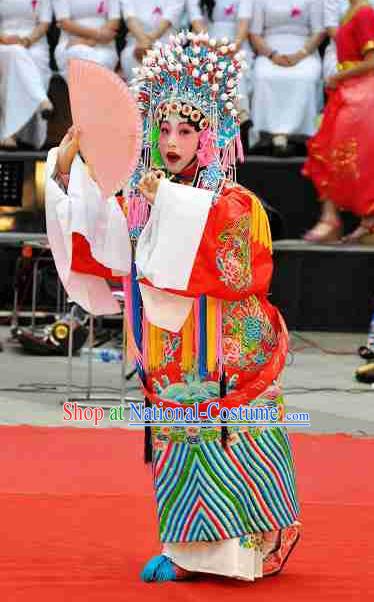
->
[45,31,301,582]
[304,2,374,217]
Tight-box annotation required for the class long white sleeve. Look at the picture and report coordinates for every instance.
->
[163,0,185,27]
[250,0,265,35]
[135,179,214,333]
[309,0,324,34]
[324,0,340,28]
[136,178,213,290]
[238,0,254,20]
[45,148,131,315]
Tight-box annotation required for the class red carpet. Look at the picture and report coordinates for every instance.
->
[0,427,372,601]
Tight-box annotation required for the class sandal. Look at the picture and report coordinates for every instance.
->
[303,217,342,243]
[342,220,374,245]
[263,523,301,577]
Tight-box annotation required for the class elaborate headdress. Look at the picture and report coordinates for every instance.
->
[129,30,247,196]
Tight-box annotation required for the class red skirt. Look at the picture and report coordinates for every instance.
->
[303,73,374,216]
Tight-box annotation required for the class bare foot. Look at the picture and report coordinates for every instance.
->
[303,217,342,243]
[342,218,374,244]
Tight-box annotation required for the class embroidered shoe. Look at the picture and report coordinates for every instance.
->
[141,555,196,582]
[263,523,301,577]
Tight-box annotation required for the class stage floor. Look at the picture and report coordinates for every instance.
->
[0,427,371,601]
[0,325,373,600]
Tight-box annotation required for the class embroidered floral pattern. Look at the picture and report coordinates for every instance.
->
[160,332,181,367]
[239,534,264,551]
[216,215,252,290]
[152,420,283,447]
[152,373,220,403]
[330,139,359,180]
[223,296,277,369]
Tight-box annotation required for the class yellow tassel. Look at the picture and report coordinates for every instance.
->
[181,310,194,373]
[206,296,217,373]
[148,323,163,370]
[250,192,272,253]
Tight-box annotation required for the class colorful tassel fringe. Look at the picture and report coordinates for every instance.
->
[251,193,273,252]
[181,310,194,372]
[148,323,164,371]
[206,296,217,373]
[198,296,208,378]
[124,278,222,376]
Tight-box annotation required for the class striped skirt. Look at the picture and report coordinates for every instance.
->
[152,425,299,543]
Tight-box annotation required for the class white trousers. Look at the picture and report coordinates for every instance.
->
[323,40,338,80]
[0,43,50,146]
[55,42,118,80]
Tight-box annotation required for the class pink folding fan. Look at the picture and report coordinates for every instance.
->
[68,59,143,198]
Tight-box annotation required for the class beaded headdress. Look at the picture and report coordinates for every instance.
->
[128,30,247,197]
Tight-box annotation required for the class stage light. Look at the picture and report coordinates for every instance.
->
[0,215,15,232]
[34,160,46,207]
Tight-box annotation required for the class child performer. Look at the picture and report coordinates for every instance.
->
[45,31,301,582]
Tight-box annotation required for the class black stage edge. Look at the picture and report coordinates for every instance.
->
[237,156,359,238]
[0,236,373,333]
[272,241,374,332]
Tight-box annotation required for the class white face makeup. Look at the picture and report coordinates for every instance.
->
[158,114,200,174]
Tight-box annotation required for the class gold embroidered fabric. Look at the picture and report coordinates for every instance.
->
[362,40,374,55]
[330,139,359,179]
[337,60,362,71]
[340,1,369,26]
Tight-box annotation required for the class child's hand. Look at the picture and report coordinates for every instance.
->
[138,170,165,204]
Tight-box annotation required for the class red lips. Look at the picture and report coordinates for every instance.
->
[166,152,181,163]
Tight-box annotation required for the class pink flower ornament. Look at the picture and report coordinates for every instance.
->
[224,4,236,16]
[31,0,38,10]
[97,1,107,15]
[291,7,302,18]
[197,128,217,167]
[153,6,163,16]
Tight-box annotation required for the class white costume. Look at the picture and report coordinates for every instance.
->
[323,0,352,80]
[251,0,324,138]
[53,0,120,80]
[187,0,254,119]
[119,0,184,82]
[0,0,52,147]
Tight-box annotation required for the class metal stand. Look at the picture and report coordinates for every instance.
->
[11,243,65,333]
[64,298,142,410]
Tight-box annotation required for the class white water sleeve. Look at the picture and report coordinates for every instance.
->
[136,178,213,291]
[45,148,131,315]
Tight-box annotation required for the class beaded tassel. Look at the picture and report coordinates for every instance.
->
[220,371,228,448]
[144,397,153,463]
[181,310,194,373]
[198,296,208,379]
[251,193,273,252]
[216,299,224,376]
[206,296,217,373]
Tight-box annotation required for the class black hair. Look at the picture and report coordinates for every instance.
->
[159,115,202,132]
[199,0,216,21]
